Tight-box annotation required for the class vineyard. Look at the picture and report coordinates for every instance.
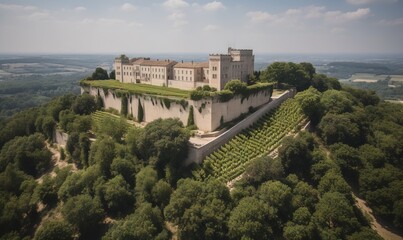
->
[193,99,304,182]
[91,111,136,130]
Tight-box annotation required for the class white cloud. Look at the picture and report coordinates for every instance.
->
[168,12,185,20]
[378,18,403,26]
[74,6,86,12]
[121,3,136,12]
[325,8,370,23]
[0,3,37,11]
[247,6,370,25]
[246,11,275,22]
[173,20,188,27]
[204,24,219,31]
[203,1,225,11]
[163,0,189,9]
[82,18,143,27]
[346,0,397,5]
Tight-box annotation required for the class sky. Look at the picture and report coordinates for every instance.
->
[0,0,402,54]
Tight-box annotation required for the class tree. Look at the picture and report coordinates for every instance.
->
[129,118,189,180]
[62,194,105,234]
[137,99,144,122]
[318,113,360,146]
[71,94,96,115]
[311,74,341,92]
[164,179,231,240]
[34,220,74,240]
[313,192,360,239]
[91,67,109,80]
[94,115,128,143]
[109,70,116,79]
[89,138,116,177]
[330,143,362,183]
[187,105,195,127]
[300,62,315,79]
[103,203,168,240]
[318,171,351,198]
[151,180,172,208]
[33,175,57,205]
[111,157,137,186]
[244,156,283,185]
[291,181,319,212]
[103,175,134,215]
[224,79,247,94]
[295,87,323,125]
[135,166,158,203]
[41,116,56,140]
[228,196,271,239]
[257,180,292,224]
[320,90,354,114]
[278,132,314,179]
[283,207,314,240]
[260,62,311,91]
[0,133,52,176]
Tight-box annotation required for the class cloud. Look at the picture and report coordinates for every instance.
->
[247,6,370,25]
[163,0,189,9]
[74,6,86,12]
[325,8,370,23]
[346,0,397,5]
[204,24,219,31]
[246,11,275,22]
[0,3,37,11]
[121,3,136,12]
[378,18,403,26]
[82,18,143,27]
[168,12,185,20]
[203,1,225,11]
[331,27,346,33]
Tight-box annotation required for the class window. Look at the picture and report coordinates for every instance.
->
[186,70,188,74]
[213,74,217,79]
[190,70,192,74]
[186,77,188,81]
[190,77,192,81]
[117,72,120,75]
[182,70,183,74]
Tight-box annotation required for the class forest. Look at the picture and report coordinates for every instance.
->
[0,62,402,240]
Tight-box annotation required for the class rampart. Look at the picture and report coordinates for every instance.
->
[185,89,296,165]
[81,86,273,132]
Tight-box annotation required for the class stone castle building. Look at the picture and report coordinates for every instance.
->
[114,48,254,90]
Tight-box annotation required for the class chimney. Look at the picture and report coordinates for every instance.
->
[182,60,183,63]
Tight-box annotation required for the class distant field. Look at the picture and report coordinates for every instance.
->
[81,80,190,98]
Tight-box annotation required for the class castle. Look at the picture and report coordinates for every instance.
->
[114,48,254,90]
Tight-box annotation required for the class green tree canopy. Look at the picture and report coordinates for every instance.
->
[91,67,109,80]
[34,220,74,240]
[62,194,105,234]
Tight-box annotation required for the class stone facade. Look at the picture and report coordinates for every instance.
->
[82,85,272,132]
[114,48,254,90]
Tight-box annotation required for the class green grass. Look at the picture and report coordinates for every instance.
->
[81,80,190,98]
[193,99,304,182]
[92,111,136,130]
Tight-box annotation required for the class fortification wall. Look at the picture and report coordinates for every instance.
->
[185,89,296,165]
[81,86,272,132]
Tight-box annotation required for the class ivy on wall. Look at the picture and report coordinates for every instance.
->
[138,99,144,122]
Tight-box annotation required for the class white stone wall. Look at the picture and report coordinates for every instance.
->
[83,86,273,132]
[168,79,195,90]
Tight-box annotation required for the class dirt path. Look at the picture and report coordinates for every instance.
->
[37,142,77,184]
[353,192,403,240]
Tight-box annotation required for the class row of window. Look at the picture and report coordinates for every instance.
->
[174,76,192,81]
[175,69,193,75]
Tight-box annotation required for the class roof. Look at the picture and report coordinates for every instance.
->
[132,58,177,67]
[174,61,209,69]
